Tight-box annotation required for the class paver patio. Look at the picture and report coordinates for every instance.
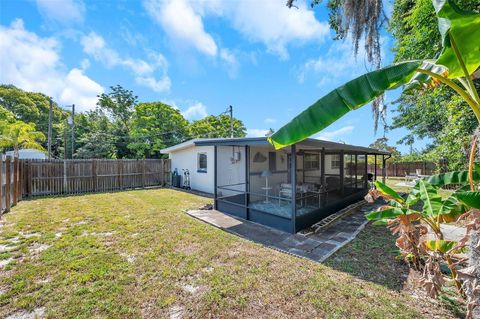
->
[187,200,383,262]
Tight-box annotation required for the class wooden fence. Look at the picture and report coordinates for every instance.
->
[1,155,22,214]
[367,160,443,177]
[22,159,171,197]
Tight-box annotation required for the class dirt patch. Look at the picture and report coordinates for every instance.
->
[0,257,13,268]
[29,243,50,255]
[169,305,183,319]
[5,307,45,319]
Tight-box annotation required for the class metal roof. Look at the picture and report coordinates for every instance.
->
[161,137,389,155]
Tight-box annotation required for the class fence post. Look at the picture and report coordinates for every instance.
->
[160,159,164,186]
[26,161,32,197]
[13,157,19,205]
[63,160,68,194]
[142,159,146,188]
[118,160,123,190]
[0,155,3,213]
[92,159,97,192]
[5,156,11,213]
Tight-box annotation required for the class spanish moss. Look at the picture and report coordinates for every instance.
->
[287,0,388,133]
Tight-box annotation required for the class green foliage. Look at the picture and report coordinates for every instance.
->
[74,110,117,159]
[455,191,480,208]
[0,119,46,155]
[188,114,246,138]
[96,85,138,158]
[268,61,422,149]
[425,240,457,253]
[128,102,189,158]
[425,162,480,185]
[368,137,401,162]
[433,0,480,78]
[97,85,137,130]
[0,84,67,157]
[389,0,480,170]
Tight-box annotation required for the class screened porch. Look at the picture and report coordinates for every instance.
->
[199,138,388,233]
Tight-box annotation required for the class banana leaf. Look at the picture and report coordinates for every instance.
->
[365,207,405,220]
[268,61,422,149]
[425,239,457,253]
[417,180,443,217]
[438,192,466,222]
[374,181,405,203]
[433,0,480,78]
[425,163,480,186]
[268,0,480,149]
[455,191,480,209]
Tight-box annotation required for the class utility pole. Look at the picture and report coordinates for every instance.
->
[63,122,68,159]
[229,105,233,138]
[48,97,53,159]
[71,104,75,158]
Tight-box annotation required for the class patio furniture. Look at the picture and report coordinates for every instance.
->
[261,170,272,203]
[405,172,419,184]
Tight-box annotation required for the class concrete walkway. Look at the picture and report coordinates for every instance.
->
[187,201,383,263]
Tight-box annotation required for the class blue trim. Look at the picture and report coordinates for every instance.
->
[197,170,207,173]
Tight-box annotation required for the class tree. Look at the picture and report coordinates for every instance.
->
[368,137,401,162]
[270,1,480,312]
[0,120,45,157]
[128,102,189,158]
[188,114,247,138]
[96,85,138,158]
[0,85,68,157]
[389,0,479,170]
[287,0,388,130]
[97,85,137,131]
[74,109,117,159]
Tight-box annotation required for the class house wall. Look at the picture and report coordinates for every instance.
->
[169,145,215,194]
[216,146,246,197]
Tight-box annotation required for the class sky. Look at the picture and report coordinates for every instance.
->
[0,0,430,153]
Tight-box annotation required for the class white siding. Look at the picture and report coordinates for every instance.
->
[169,145,215,194]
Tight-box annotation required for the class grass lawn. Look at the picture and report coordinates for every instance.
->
[384,176,454,198]
[0,189,460,318]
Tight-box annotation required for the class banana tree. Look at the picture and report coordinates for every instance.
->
[366,164,480,292]
[267,0,480,150]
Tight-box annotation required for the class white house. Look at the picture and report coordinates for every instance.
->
[161,137,388,232]
[5,149,47,159]
[161,139,217,194]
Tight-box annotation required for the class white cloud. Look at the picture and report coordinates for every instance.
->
[297,36,389,87]
[60,68,104,112]
[143,0,217,56]
[143,0,328,62]
[36,0,85,25]
[247,128,270,137]
[220,48,239,79]
[314,126,355,142]
[264,118,276,124]
[80,32,171,92]
[0,19,103,112]
[181,102,208,120]
[224,0,329,59]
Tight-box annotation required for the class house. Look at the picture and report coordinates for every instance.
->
[5,149,47,159]
[161,137,389,233]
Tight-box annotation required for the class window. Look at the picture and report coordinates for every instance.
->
[304,153,319,170]
[198,153,207,172]
[268,152,277,172]
[331,154,341,169]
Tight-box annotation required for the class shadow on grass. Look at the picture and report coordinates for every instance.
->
[325,222,409,291]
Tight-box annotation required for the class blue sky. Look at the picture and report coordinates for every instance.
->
[0,0,429,153]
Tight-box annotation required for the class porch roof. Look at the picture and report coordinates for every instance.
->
[193,137,389,155]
